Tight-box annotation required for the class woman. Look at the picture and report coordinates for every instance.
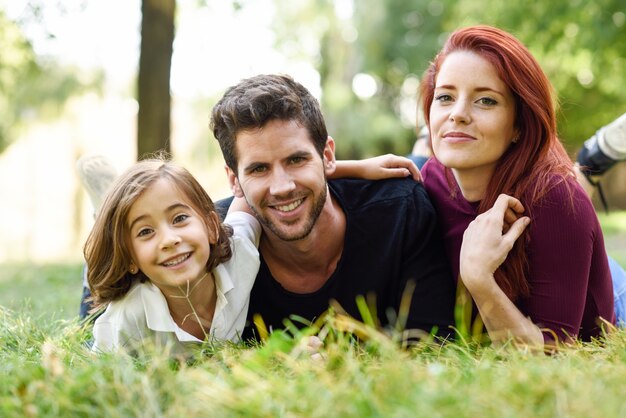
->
[419,25,615,349]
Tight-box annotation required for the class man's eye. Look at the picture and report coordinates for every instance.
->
[289,156,305,164]
[251,165,267,173]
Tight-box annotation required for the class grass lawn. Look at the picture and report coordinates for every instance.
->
[598,211,626,267]
[0,263,82,321]
[0,212,625,417]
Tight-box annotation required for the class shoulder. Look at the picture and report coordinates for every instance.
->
[530,177,600,232]
[329,178,438,236]
[224,211,262,248]
[329,177,431,211]
[534,177,595,215]
[92,282,152,352]
[421,158,445,177]
[218,214,261,289]
[422,159,454,198]
[95,282,149,326]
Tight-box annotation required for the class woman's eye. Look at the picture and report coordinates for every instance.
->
[478,97,497,106]
[435,94,452,103]
[173,214,189,224]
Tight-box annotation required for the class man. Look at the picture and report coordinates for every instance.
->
[210,74,456,341]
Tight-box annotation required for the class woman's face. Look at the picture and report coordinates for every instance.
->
[429,50,518,182]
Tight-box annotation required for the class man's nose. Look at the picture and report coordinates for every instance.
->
[268,166,296,196]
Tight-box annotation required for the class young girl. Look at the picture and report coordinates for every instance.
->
[85,159,261,354]
[85,156,419,354]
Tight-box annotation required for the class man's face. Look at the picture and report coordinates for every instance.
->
[227,119,335,242]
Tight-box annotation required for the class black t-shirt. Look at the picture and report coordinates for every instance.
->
[241,177,456,341]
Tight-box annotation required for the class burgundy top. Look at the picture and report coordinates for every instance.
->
[423,159,615,341]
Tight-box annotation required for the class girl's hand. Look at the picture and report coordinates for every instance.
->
[460,194,530,292]
[333,154,422,181]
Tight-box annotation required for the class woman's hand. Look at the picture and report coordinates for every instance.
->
[332,154,422,182]
[460,194,530,293]
[459,194,543,349]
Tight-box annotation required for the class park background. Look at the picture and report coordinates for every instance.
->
[1,0,625,265]
[2,2,626,417]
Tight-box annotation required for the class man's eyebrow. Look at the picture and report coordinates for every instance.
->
[287,150,313,159]
[242,161,267,173]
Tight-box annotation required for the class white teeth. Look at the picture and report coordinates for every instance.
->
[275,199,303,212]
[162,253,190,267]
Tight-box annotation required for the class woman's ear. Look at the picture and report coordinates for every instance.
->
[512,128,521,144]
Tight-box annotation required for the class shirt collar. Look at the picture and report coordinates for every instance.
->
[140,282,201,342]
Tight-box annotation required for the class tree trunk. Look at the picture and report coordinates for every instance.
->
[137,0,175,160]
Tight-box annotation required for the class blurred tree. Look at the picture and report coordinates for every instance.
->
[270,0,625,162]
[137,0,250,159]
[348,0,456,157]
[271,0,455,158]
[269,0,626,207]
[137,0,176,159]
[447,0,626,208]
[0,8,94,153]
[446,0,626,152]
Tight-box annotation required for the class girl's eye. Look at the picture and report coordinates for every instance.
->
[173,214,189,224]
[434,94,452,103]
[137,228,153,237]
[478,97,497,106]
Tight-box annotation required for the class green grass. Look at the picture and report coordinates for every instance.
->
[598,211,626,267]
[1,307,626,417]
[0,213,625,417]
[0,263,82,320]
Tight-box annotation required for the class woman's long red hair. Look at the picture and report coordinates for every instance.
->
[420,25,574,300]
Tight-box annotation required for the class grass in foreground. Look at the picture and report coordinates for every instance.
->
[1,308,626,418]
[0,211,625,417]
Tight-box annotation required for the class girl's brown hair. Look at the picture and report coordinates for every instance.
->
[84,158,232,306]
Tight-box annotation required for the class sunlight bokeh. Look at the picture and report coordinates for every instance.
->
[0,0,320,263]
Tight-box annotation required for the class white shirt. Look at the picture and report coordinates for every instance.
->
[92,211,261,355]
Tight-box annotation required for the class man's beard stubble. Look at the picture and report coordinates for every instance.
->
[246,184,328,242]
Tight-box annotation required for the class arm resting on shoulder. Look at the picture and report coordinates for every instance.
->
[333,155,422,181]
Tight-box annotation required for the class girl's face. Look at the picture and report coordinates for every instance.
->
[429,51,518,187]
[126,178,215,294]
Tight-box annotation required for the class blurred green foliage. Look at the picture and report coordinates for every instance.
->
[0,8,100,153]
[2,1,624,159]
[446,0,626,155]
[272,0,626,159]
